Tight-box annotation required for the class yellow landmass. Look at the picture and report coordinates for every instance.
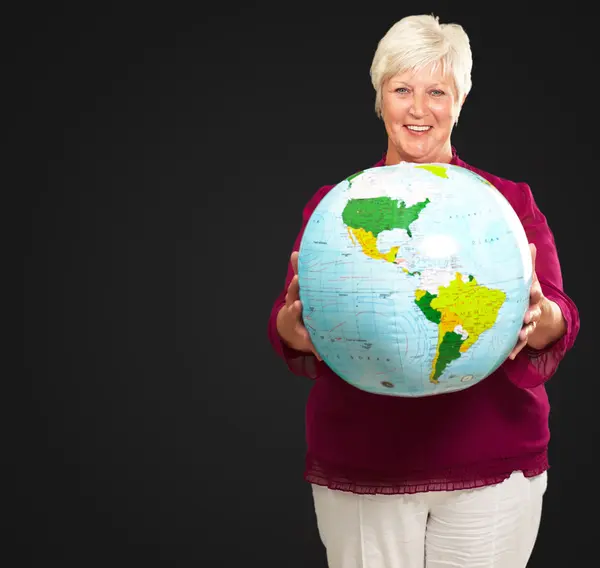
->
[425,273,505,383]
[416,164,449,179]
[347,227,399,263]
[431,272,506,353]
[414,289,426,301]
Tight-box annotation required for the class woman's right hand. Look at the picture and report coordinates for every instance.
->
[276,251,322,360]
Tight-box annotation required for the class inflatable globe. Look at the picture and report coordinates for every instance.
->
[297,162,532,397]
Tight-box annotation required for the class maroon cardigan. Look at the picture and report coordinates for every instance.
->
[268,149,580,494]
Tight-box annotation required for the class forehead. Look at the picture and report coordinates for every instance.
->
[390,63,453,85]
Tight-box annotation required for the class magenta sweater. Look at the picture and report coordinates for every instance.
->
[268,149,580,494]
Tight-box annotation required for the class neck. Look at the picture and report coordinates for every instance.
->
[385,139,453,165]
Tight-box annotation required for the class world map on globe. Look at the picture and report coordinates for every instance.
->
[298,162,532,397]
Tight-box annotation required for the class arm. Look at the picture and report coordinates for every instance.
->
[503,183,580,388]
[267,185,333,379]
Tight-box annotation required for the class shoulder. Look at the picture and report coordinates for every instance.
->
[302,184,335,221]
[457,159,523,193]
[302,156,386,219]
[455,158,534,213]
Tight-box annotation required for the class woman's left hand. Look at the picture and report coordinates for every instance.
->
[508,243,543,360]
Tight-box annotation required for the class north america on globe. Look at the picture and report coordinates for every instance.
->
[340,164,507,384]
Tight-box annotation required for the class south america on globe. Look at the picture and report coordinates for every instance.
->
[297,162,532,397]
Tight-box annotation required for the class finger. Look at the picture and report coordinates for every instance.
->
[301,325,322,361]
[530,242,537,266]
[524,306,542,325]
[306,336,322,361]
[296,308,322,360]
[299,329,322,361]
[508,338,527,360]
[286,275,300,305]
[291,299,303,319]
[529,243,539,283]
[510,319,538,359]
[290,251,299,275]
[518,320,537,342]
[529,282,543,305]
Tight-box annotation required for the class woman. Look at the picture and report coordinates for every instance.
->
[267,14,579,568]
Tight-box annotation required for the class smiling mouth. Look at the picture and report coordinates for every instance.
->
[405,125,432,132]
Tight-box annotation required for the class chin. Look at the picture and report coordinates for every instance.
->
[394,138,437,163]
[398,147,430,163]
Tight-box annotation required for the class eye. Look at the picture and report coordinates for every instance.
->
[394,87,409,94]
[430,89,445,96]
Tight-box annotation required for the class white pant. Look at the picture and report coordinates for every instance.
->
[312,470,547,568]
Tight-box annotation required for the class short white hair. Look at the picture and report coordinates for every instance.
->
[370,14,473,119]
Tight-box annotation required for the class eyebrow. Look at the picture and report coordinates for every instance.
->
[389,79,450,88]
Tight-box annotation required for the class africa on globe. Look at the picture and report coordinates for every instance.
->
[297,162,532,397]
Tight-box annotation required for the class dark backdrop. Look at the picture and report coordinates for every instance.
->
[18,2,593,567]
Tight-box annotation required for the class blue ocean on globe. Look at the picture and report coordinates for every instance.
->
[297,162,532,397]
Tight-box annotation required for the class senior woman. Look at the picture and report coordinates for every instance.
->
[267,14,579,568]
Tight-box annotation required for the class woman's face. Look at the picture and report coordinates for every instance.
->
[381,63,463,164]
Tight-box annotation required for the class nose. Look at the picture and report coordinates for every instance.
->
[409,93,427,118]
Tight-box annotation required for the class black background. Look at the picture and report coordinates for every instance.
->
[18,2,594,566]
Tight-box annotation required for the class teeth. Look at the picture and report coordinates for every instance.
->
[406,125,431,131]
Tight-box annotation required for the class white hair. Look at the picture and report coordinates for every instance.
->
[370,14,473,120]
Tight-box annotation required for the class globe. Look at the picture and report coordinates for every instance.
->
[297,162,533,397]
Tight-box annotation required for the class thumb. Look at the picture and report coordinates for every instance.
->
[529,242,538,283]
[529,242,537,268]
[290,251,299,275]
